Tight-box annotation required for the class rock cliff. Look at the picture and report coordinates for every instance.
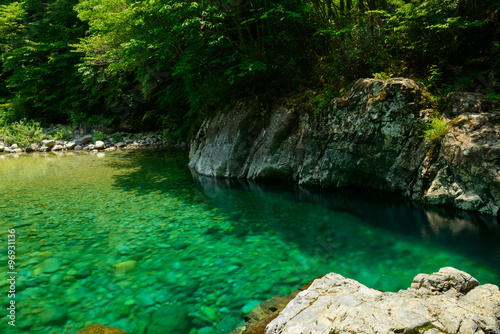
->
[189,78,500,216]
[264,267,500,334]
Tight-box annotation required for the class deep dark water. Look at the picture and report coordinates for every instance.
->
[0,149,499,334]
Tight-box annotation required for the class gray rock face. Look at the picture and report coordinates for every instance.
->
[189,78,500,215]
[25,143,38,152]
[65,141,76,150]
[51,144,64,151]
[423,111,500,215]
[41,139,56,148]
[266,267,500,334]
[74,135,93,146]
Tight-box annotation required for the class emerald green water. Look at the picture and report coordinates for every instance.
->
[1,150,499,334]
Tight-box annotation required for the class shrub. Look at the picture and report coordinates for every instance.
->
[92,131,107,142]
[0,119,47,147]
[52,125,74,141]
[110,132,123,142]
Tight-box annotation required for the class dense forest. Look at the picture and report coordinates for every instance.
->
[0,0,499,138]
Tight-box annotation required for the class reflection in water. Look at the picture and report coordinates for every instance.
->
[424,211,479,236]
[191,171,500,280]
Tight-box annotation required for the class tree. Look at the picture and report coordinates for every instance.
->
[1,0,88,122]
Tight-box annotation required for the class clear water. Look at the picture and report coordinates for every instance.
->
[1,150,499,334]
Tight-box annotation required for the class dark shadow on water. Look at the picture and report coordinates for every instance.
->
[189,169,500,282]
[107,149,500,285]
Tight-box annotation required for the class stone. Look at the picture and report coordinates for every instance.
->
[37,306,68,326]
[75,145,83,151]
[115,244,133,255]
[446,92,490,117]
[66,141,76,150]
[41,139,56,148]
[76,324,128,334]
[112,260,137,274]
[138,294,155,307]
[148,304,190,334]
[51,144,64,151]
[198,327,217,334]
[26,143,39,152]
[241,300,263,314]
[0,144,4,152]
[232,281,318,334]
[172,242,190,250]
[95,141,105,149]
[38,257,61,273]
[189,78,500,216]
[124,299,135,306]
[75,267,92,278]
[11,143,19,149]
[265,267,500,334]
[74,134,93,145]
[49,274,63,286]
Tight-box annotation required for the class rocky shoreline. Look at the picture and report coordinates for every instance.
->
[261,267,500,334]
[189,78,500,216]
[0,131,187,155]
[77,267,500,334]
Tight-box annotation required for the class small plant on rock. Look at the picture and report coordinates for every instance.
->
[372,72,393,80]
[422,116,449,141]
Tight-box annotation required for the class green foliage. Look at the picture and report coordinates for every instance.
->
[92,131,108,142]
[422,116,449,142]
[72,0,318,136]
[111,132,123,142]
[0,0,91,123]
[92,131,107,142]
[373,72,393,80]
[308,84,338,116]
[52,125,74,141]
[0,119,46,147]
[0,0,498,138]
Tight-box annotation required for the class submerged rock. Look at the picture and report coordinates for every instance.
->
[115,244,133,255]
[265,267,500,334]
[148,304,190,334]
[112,260,137,274]
[37,305,68,326]
[37,257,61,273]
[189,78,500,216]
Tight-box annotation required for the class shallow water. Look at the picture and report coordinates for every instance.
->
[1,150,499,334]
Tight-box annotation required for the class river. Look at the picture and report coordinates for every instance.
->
[1,149,499,333]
